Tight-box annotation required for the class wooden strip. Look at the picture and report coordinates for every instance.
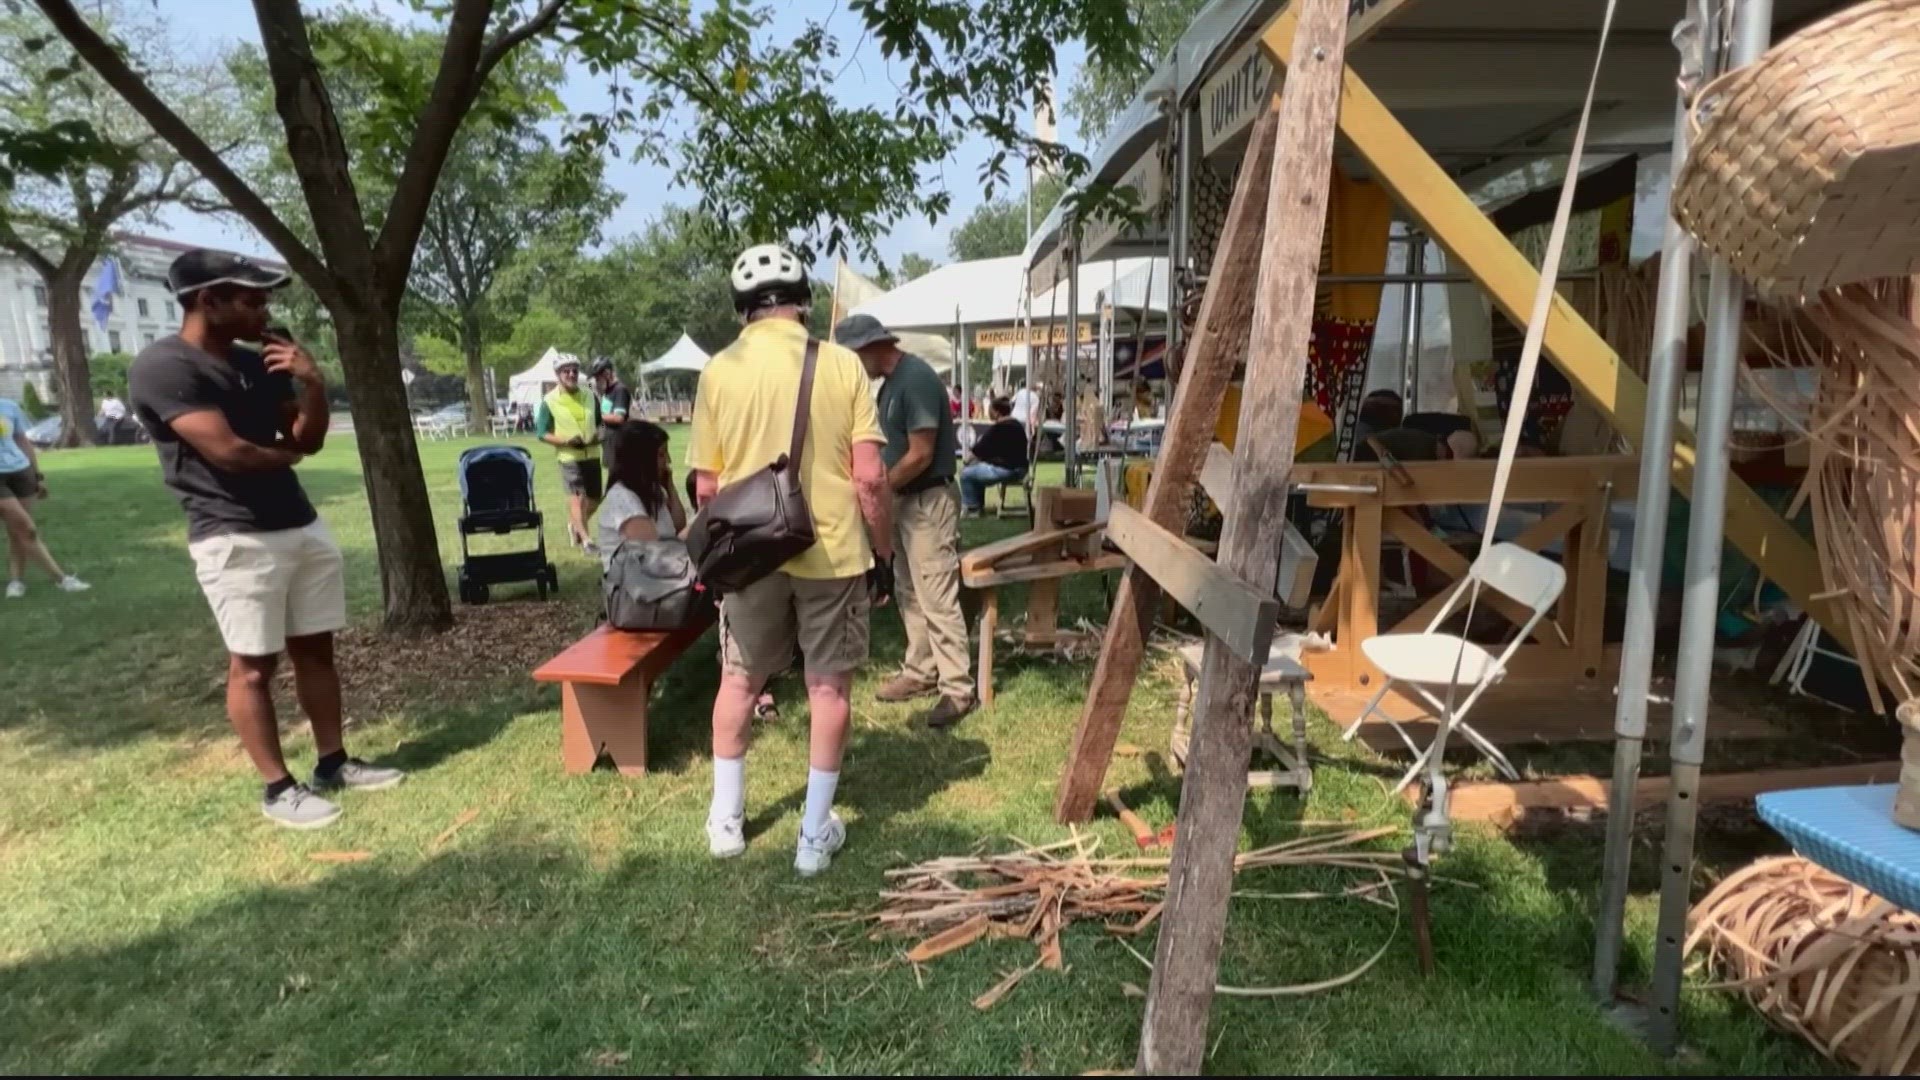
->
[1293,456,1637,507]
[960,523,1103,573]
[1138,2,1350,1071]
[905,914,991,964]
[1303,32,1845,649]
[1053,100,1284,826]
[1439,762,1902,827]
[1106,504,1280,666]
[962,553,1127,589]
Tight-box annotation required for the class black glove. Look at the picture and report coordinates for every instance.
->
[867,555,896,606]
[566,435,586,449]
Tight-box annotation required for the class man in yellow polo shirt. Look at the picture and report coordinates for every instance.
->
[688,243,893,878]
[534,354,602,552]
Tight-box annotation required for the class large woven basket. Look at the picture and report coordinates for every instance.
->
[1689,856,1920,1074]
[1672,0,1920,298]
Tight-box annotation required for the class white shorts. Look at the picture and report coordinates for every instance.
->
[189,520,347,657]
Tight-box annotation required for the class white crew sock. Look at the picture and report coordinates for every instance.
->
[710,756,745,823]
[801,767,840,840]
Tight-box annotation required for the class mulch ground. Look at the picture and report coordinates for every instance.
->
[274,599,592,724]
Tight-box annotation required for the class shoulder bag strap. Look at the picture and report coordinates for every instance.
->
[788,339,819,465]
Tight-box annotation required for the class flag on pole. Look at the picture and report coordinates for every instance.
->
[90,257,120,330]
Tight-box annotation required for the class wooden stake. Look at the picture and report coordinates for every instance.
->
[1137,1,1350,1072]
[1052,103,1281,826]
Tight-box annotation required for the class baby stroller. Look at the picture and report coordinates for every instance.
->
[456,445,559,603]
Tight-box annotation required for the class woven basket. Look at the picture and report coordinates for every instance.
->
[1672,0,1920,298]
[1897,700,1920,830]
[1689,856,1920,1074]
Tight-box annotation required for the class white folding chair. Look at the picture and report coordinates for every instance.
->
[1340,542,1566,791]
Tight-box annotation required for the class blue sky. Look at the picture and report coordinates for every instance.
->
[148,0,1090,277]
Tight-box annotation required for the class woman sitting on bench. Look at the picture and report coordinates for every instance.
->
[596,421,686,560]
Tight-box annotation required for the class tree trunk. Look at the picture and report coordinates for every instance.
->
[460,313,489,426]
[330,301,455,633]
[43,271,98,448]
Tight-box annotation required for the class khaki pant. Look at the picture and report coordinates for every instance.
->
[188,520,346,657]
[893,483,974,700]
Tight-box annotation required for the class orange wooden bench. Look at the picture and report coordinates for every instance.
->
[532,614,714,775]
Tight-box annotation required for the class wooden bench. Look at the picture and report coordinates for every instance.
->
[532,615,714,775]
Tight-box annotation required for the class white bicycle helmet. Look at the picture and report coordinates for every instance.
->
[730,243,811,313]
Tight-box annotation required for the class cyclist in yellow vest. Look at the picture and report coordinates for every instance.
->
[534,355,603,553]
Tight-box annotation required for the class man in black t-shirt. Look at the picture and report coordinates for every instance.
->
[958,396,1028,516]
[130,249,403,830]
[589,358,631,470]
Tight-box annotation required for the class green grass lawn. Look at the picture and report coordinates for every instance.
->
[0,430,1829,1075]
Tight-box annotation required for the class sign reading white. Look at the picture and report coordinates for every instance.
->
[1197,0,1396,158]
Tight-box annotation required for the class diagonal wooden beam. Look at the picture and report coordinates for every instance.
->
[1052,106,1281,825]
[1257,15,1847,650]
[1106,504,1282,665]
[1052,0,1428,829]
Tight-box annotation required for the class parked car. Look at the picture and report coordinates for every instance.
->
[26,415,61,448]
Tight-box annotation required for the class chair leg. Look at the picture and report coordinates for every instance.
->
[1342,681,1392,743]
[1289,682,1313,792]
[1455,722,1522,781]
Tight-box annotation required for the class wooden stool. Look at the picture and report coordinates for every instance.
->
[1169,636,1314,792]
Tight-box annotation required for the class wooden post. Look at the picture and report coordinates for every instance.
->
[1137,1,1350,1071]
[1052,104,1282,824]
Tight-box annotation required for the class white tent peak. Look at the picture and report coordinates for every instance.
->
[641,333,712,375]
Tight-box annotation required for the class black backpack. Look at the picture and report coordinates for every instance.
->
[602,537,713,631]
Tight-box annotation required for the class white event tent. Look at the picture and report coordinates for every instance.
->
[506,347,579,408]
[639,333,711,376]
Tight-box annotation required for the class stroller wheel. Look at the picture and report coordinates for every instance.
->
[472,582,489,605]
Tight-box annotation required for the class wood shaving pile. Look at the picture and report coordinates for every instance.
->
[863,826,1420,1008]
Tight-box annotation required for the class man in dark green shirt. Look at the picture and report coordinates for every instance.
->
[835,314,975,728]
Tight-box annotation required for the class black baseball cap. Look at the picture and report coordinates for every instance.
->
[166,248,291,297]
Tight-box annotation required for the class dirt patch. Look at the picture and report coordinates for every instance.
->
[280,599,593,723]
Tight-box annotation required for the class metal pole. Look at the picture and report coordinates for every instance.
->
[1065,227,1082,486]
[1648,0,1770,1054]
[1171,104,1194,367]
[1593,9,1710,1007]
[1405,234,1426,410]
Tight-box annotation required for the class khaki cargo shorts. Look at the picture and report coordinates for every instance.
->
[719,571,869,681]
[188,520,347,657]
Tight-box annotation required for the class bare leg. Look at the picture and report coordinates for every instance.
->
[568,494,589,544]
[712,670,764,760]
[0,498,66,580]
[284,632,344,758]
[227,652,291,782]
[804,671,853,771]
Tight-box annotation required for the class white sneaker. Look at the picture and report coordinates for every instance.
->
[57,575,89,593]
[4,580,22,599]
[795,812,846,878]
[707,814,746,859]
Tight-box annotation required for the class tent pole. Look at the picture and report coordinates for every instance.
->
[1592,6,1710,1009]
[1171,101,1194,370]
[1647,0,1770,1054]
[1065,224,1082,486]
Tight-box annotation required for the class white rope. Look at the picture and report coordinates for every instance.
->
[1424,0,1621,803]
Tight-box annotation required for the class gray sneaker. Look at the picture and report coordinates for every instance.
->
[312,758,406,792]
[263,783,342,829]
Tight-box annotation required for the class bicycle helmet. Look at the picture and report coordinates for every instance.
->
[587,358,614,379]
[729,243,811,314]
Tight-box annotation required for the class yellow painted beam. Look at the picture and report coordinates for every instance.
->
[1256,13,1847,648]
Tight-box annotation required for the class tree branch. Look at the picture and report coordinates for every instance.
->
[0,215,57,276]
[31,0,331,293]
[476,0,568,86]
[367,0,495,306]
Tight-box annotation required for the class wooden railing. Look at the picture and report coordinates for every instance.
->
[1292,455,1639,690]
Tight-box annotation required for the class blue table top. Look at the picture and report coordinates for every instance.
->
[1755,784,1920,912]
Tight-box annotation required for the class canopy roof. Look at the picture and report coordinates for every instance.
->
[1025,0,1847,271]
[847,256,1030,334]
[640,333,711,375]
